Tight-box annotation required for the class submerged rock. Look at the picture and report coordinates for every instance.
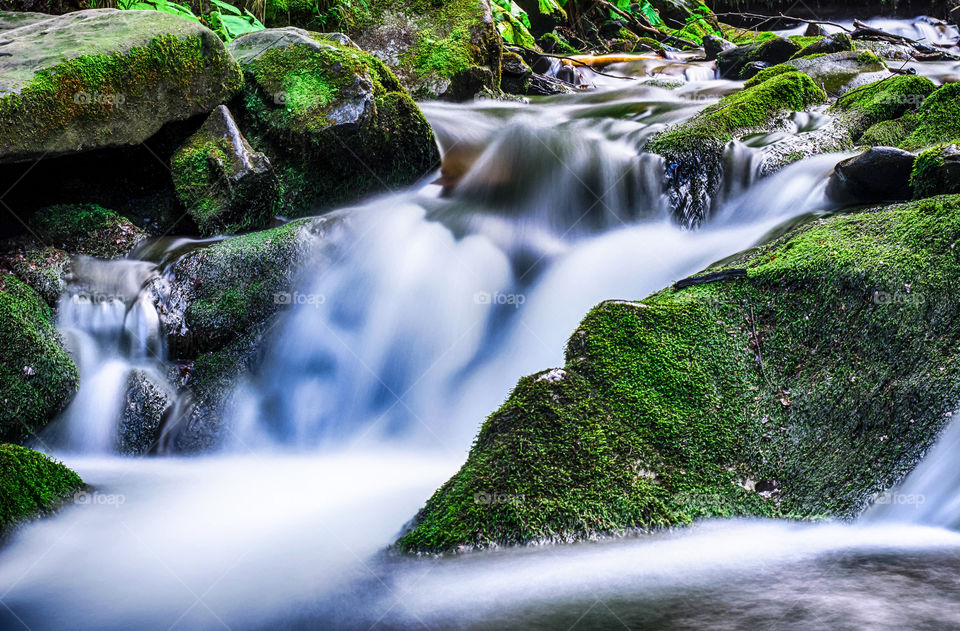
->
[171,105,282,237]
[117,369,174,456]
[827,146,916,203]
[0,274,78,443]
[0,444,83,532]
[227,27,440,216]
[0,9,242,164]
[646,70,826,226]
[397,194,960,553]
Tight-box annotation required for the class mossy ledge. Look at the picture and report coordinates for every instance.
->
[646,70,826,227]
[398,194,960,553]
[0,444,84,534]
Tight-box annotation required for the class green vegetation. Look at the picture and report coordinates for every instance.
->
[0,444,84,533]
[650,70,826,155]
[832,74,936,141]
[399,194,960,552]
[900,82,960,152]
[231,32,439,214]
[0,275,78,444]
[859,112,919,147]
[30,204,146,259]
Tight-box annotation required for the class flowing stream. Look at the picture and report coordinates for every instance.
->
[3,21,960,630]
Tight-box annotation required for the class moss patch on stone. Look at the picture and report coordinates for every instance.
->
[859,112,919,147]
[30,203,146,259]
[0,274,78,444]
[0,12,243,163]
[832,75,936,141]
[398,194,960,552]
[231,32,440,215]
[900,82,960,152]
[0,444,83,533]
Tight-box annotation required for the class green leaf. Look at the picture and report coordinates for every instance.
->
[640,1,664,27]
[210,0,243,16]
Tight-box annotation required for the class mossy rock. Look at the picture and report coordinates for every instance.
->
[0,274,78,444]
[30,203,146,259]
[899,82,960,152]
[0,244,69,306]
[647,71,826,226]
[859,112,919,147]
[0,9,242,164]
[398,194,960,553]
[754,50,886,96]
[0,443,83,533]
[832,74,936,143]
[266,0,502,100]
[716,36,801,79]
[227,27,440,216]
[910,145,960,199]
[171,105,283,237]
[159,215,335,357]
[791,32,852,58]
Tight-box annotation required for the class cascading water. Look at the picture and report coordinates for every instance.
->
[5,23,960,630]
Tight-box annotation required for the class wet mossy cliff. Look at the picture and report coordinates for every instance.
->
[398,194,960,553]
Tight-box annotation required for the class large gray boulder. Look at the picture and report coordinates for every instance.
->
[827,146,916,203]
[0,9,242,164]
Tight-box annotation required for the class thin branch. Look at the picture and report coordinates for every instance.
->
[712,11,852,33]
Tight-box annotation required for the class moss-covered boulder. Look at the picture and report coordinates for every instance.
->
[171,105,282,237]
[0,274,78,444]
[792,32,852,58]
[910,145,960,199]
[760,50,887,96]
[900,82,960,152]
[647,70,826,226]
[832,74,937,143]
[716,36,801,79]
[29,203,146,259]
[269,0,502,100]
[0,9,242,164]
[0,244,68,306]
[0,444,83,533]
[398,194,960,553]
[859,112,919,147]
[156,215,334,357]
[227,27,440,216]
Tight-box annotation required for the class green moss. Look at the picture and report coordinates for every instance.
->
[909,145,960,199]
[832,75,936,141]
[234,36,439,215]
[0,33,242,161]
[649,71,826,155]
[538,31,582,55]
[398,194,960,552]
[30,203,146,259]
[743,63,794,88]
[0,444,84,533]
[859,111,919,147]
[0,275,78,444]
[900,82,960,152]
[178,219,310,353]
